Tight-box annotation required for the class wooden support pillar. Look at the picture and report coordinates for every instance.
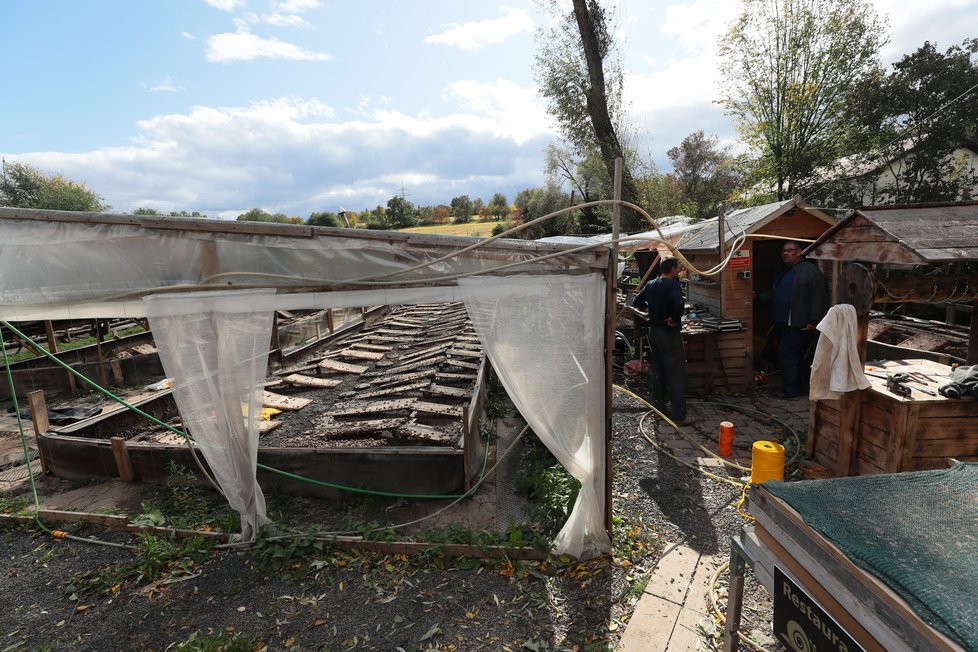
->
[270,312,281,351]
[110,437,135,482]
[43,320,59,354]
[327,309,335,334]
[110,358,124,386]
[27,390,49,436]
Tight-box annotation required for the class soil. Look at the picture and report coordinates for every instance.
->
[0,371,791,652]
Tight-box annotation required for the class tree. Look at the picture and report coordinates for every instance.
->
[386,195,417,229]
[544,144,615,232]
[307,211,342,228]
[666,131,741,220]
[488,193,509,220]
[236,208,301,224]
[450,195,473,223]
[825,38,978,204]
[525,183,574,238]
[718,0,887,199]
[0,160,107,212]
[534,0,642,230]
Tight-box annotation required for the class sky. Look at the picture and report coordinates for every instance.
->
[2,1,977,220]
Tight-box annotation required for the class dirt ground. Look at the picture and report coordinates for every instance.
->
[0,372,792,651]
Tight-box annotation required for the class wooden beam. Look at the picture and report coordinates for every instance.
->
[43,320,59,354]
[110,436,135,482]
[969,300,978,365]
[27,390,50,436]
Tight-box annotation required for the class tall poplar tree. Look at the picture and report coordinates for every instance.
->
[718,0,887,200]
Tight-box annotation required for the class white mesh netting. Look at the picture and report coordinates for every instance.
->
[144,289,274,541]
[458,274,612,559]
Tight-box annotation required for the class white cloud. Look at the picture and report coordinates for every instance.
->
[181,31,196,40]
[273,0,320,13]
[203,0,245,12]
[425,7,534,51]
[146,76,184,93]
[206,30,332,62]
[11,95,550,216]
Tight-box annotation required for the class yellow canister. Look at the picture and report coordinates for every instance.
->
[751,440,785,484]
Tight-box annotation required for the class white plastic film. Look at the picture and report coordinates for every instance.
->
[458,274,612,559]
[143,289,274,541]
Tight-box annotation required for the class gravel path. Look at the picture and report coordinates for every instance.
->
[0,372,796,651]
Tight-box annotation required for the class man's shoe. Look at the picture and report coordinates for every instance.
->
[675,416,696,427]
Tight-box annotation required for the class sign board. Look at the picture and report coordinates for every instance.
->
[727,248,751,269]
[774,566,865,652]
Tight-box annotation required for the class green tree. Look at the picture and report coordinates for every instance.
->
[450,195,473,223]
[544,144,614,233]
[307,211,342,227]
[667,131,741,220]
[488,193,509,220]
[525,183,574,238]
[0,160,107,211]
[364,206,389,230]
[236,208,301,224]
[386,195,417,229]
[534,0,641,230]
[824,38,978,205]
[718,0,887,200]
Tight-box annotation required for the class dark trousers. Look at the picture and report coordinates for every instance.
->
[648,327,687,420]
[776,323,815,398]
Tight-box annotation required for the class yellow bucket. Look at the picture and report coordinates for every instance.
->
[751,440,785,484]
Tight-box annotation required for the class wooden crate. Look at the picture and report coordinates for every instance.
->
[685,329,750,393]
[808,359,978,475]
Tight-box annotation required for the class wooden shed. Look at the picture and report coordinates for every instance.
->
[675,196,837,391]
[803,201,978,476]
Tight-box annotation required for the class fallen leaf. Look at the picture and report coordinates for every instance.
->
[284,636,296,648]
[312,619,327,627]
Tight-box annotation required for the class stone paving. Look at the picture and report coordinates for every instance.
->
[618,389,812,651]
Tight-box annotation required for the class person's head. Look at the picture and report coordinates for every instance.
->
[781,241,804,267]
[660,256,681,278]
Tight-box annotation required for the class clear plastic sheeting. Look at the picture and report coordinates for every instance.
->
[143,289,275,541]
[0,211,598,320]
[458,274,612,559]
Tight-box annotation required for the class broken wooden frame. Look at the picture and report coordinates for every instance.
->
[0,206,616,558]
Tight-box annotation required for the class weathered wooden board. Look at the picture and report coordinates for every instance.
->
[371,358,445,377]
[274,362,320,376]
[412,401,463,417]
[435,372,478,383]
[318,418,405,438]
[396,421,457,445]
[318,358,368,375]
[444,359,481,371]
[357,381,431,399]
[263,391,312,411]
[446,349,483,359]
[368,368,438,386]
[350,343,394,352]
[259,420,283,436]
[339,348,386,361]
[283,374,343,388]
[327,398,416,417]
[424,384,469,398]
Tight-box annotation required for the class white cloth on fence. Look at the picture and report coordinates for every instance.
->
[810,304,870,400]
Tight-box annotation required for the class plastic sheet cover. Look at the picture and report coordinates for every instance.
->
[143,289,274,541]
[459,274,612,559]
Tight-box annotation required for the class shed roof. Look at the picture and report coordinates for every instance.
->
[804,201,978,264]
[676,196,835,252]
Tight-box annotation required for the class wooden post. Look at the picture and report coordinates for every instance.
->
[66,363,78,394]
[270,312,281,351]
[110,436,135,482]
[603,159,623,541]
[43,320,59,354]
[327,308,335,334]
[110,358,124,386]
[95,321,107,387]
[27,390,49,436]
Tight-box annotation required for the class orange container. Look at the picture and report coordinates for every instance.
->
[718,421,734,457]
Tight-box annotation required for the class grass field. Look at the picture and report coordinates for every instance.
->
[401,219,508,237]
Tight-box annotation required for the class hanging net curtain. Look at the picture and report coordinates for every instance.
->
[143,289,275,541]
[458,274,612,559]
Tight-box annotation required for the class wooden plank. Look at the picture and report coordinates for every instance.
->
[318,418,405,438]
[318,358,368,375]
[412,401,463,417]
[350,343,394,352]
[395,421,457,445]
[262,391,312,411]
[368,368,438,386]
[110,436,135,482]
[283,374,342,388]
[339,348,386,361]
[435,372,478,383]
[357,381,431,399]
[328,398,416,417]
[27,390,50,436]
[444,358,480,371]
[425,384,470,398]
[259,420,283,436]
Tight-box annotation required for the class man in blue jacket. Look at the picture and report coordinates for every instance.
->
[633,256,690,425]
[772,241,829,398]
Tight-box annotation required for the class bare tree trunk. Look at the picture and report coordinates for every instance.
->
[572,0,642,231]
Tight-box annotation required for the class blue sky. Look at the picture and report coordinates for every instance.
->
[3,1,976,219]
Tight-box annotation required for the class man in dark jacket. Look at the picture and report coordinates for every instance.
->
[633,256,689,424]
[772,241,829,398]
